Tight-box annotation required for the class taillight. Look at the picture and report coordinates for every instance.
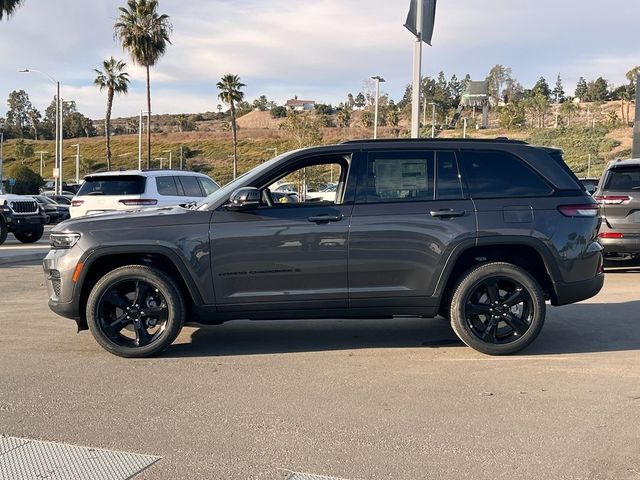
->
[557,204,599,217]
[598,232,624,239]
[594,195,631,205]
[71,200,84,207]
[118,199,158,206]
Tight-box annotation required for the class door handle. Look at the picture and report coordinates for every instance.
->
[308,214,344,223]
[430,209,465,218]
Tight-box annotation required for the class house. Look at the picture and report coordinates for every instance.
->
[285,96,316,111]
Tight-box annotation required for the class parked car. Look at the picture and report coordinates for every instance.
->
[69,170,220,218]
[594,159,640,261]
[44,138,603,358]
[42,190,76,198]
[33,195,70,224]
[42,195,72,206]
[0,193,47,245]
[579,177,599,195]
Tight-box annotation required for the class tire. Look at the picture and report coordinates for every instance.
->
[449,262,546,355]
[13,226,44,243]
[0,218,7,246]
[86,265,185,358]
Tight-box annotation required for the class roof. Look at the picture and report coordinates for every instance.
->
[84,169,210,178]
[285,99,316,106]
[464,81,489,96]
[341,138,528,145]
[606,158,640,169]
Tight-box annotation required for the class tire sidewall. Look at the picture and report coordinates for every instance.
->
[14,226,44,243]
[86,265,185,358]
[450,262,546,355]
[0,218,7,246]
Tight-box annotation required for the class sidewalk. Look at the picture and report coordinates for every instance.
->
[0,227,51,266]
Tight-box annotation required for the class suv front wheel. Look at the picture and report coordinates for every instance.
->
[86,265,185,358]
[13,226,44,243]
[449,262,545,355]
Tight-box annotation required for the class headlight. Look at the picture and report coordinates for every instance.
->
[50,233,81,249]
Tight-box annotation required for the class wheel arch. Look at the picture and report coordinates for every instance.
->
[435,238,561,310]
[76,246,204,328]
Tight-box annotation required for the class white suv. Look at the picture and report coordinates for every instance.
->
[70,170,220,218]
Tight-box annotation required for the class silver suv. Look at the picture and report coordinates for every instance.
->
[595,158,640,261]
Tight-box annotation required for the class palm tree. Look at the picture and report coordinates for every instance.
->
[94,57,130,170]
[114,0,171,168]
[0,0,24,20]
[217,74,245,179]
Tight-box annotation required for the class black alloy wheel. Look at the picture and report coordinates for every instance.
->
[87,265,185,357]
[450,262,546,355]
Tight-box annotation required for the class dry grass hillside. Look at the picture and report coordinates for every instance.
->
[1,100,636,185]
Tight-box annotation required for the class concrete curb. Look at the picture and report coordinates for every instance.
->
[0,251,47,266]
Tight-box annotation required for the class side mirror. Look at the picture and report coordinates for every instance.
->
[226,187,261,211]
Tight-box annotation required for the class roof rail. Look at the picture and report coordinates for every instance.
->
[340,137,528,145]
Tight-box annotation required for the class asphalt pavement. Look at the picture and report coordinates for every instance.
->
[0,262,639,479]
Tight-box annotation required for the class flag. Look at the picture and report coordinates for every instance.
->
[404,0,437,45]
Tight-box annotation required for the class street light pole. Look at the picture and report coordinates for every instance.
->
[179,145,183,170]
[71,144,80,183]
[410,0,423,138]
[371,76,386,139]
[19,69,61,193]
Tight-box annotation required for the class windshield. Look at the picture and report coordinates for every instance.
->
[196,154,288,210]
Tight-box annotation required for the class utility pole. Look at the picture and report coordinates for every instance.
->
[71,144,80,183]
[163,150,173,169]
[410,0,423,138]
[179,145,184,170]
[429,102,436,138]
[463,118,467,139]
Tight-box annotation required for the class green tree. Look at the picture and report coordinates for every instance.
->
[216,73,246,179]
[279,110,323,148]
[252,95,269,111]
[575,77,588,100]
[0,0,23,20]
[587,77,609,102]
[354,92,366,109]
[13,138,34,164]
[65,112,97,138]
[337,105,351,127]
[552,74,565,103]
[531,77,551,100]
[497,102,525,129]
[27,107,41,140]
[361,110,374,128]
[5,163,42,194]
[314,103,334,115]
[523,94,550,128]
[486,64,513,104]
[559,101,579,127]
[93,57,130,170]
[5,90,33,138]
[448,74,463,106]
[270,106,287,118]
[114,0,172,168]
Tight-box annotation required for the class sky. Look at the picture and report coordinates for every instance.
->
[0,0,639,120]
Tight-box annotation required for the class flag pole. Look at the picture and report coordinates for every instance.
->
[410,0,423,138]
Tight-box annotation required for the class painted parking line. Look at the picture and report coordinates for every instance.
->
[0,435,160,480]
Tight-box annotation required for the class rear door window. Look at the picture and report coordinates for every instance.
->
[461,150,553,198]
[156,176,179,196]
[436,151,464,200]
[77,176,146,196]
[604,167,640,191]
[178,176,204,197]
[365,151,434,202]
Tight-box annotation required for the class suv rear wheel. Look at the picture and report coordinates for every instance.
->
[449,262,545,355]
[0,219,7,246]
[86,265,185,358]
[13,226,44,243]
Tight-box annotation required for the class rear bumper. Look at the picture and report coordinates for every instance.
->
[598,237,640,255]
[553,273,604,306]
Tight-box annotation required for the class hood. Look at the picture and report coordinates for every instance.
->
[53,205,212,234]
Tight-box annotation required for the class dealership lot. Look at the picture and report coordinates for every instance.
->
[0,262,639,479]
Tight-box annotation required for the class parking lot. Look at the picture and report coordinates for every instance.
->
[0,255,638,479]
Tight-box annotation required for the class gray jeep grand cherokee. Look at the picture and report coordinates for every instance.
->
[43,139,604,357]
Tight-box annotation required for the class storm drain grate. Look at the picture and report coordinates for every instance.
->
[286,473,352,480]
[0,435,161,480]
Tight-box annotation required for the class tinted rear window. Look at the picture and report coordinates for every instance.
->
[156,176,179,196]
[78,176,146,196]
[461,151,553,198]
[178,176,204,197]
[604,167,640,191]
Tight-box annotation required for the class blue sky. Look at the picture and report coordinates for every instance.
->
[0,0,638,119]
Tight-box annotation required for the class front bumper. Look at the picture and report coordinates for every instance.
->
[43,246,85,323]
[7,213,47,230]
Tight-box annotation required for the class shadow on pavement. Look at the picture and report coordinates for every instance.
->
[164,300,640,358]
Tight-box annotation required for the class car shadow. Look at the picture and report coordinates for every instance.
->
[164,300,640,358]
